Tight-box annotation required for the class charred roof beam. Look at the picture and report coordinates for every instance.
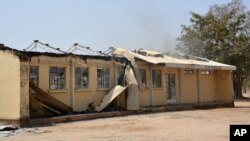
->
[24,40,66,54]
[66,43,110,57]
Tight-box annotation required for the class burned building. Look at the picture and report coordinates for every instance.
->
[0,43,236,126]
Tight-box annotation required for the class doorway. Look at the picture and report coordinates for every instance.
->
[165,74,176,104]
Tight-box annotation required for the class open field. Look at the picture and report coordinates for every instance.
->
[1,91,250,141]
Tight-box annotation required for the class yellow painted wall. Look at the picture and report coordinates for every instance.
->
[0,51,21,120]
[74,61,115,111]
[29,55,234,112]
[137,63,166,107]
[138,64,151,107]
[30,56,115,112]
[139,88,151,107]
[153,88,166,106]
[199,70,216,102]
[152,66,166,106]
[31,56,71,107]
[0,49,235,121]
[217,70,234,103]
[138,65,180,107]
[181,69,198,104]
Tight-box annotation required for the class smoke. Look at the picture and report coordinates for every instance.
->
[130,1,175,53]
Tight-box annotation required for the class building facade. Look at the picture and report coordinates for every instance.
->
[0,44,236,124]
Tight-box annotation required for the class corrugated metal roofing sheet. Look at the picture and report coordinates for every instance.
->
[112,48,236,70]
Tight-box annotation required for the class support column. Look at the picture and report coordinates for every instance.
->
[178,68,183,104]
[70,60,75,111]
[214,70,218,102]
[149,64,154,106]
[20,62,30,126]
[197,69,201,103]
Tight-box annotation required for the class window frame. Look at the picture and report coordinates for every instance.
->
[152,69,162,88]
[49,66,66,90]
[30,66,39,85]
[139,69,147,88]
[165,74,176,102]
[75,67,89,89]
[97,68,110,89]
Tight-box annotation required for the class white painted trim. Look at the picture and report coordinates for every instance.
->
[165,64,236,70]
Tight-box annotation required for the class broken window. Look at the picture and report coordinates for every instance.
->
[152,70,162,88]
[139,69,147,87]
[184,69,194,75]
[49,67,65,90]
[116,65,125,85]
[30,66,39,85]
[97,68,110,88]
[201,70,211,75]
[75,67,89,89]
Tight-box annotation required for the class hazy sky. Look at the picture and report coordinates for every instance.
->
[1,0,250,53]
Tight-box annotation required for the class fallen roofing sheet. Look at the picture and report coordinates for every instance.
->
[29,93,55,118]
[131,60,144,90]
[95,85,127,112]
[112,48,236,70]
[29,81,72,115]
[126,84,139,110]
[124,65,139,110]
[96,65,140,112]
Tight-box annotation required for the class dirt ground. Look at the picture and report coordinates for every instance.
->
[1,91,250,141]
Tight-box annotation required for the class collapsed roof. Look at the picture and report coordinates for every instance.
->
[0,44,112,61]
[112,48,236,70]
[1,43,236,70]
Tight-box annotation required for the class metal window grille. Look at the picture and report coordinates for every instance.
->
[139,69,147,87]
[152,70,162,88]
[97,68,110,88]
[49,67,65,90]
[166,74,176,100]
[75,67,89,89]
[30,66,39,85]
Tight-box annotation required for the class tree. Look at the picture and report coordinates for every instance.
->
[176,0,250,98]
